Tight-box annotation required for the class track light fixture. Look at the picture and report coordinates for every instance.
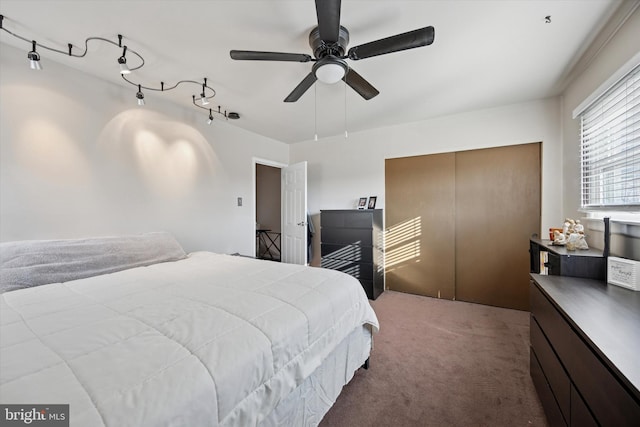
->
[118,44,131,75]
[191,97,239,123]
[201,80,210,106]
[27,40,42,70]
[136,84,145,106]
[0,14,240,121]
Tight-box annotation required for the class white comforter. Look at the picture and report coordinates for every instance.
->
[0,252,379,426]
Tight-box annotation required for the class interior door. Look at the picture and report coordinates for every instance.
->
[281,161,308,265]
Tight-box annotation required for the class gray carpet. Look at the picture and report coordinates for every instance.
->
[320,291,548,427]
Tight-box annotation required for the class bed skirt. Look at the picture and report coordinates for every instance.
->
[261,325,372,426]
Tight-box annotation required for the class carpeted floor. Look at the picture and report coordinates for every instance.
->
[320,291,548,427]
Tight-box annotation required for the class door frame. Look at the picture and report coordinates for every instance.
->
[252,157,287,259]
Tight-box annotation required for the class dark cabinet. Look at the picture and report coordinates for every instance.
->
[529,238,605,280]
[529,275,640,427]
[320,209,384,300]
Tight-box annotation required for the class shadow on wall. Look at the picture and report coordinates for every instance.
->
[97,109,221,198]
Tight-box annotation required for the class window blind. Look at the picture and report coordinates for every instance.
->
[580,63,640,208]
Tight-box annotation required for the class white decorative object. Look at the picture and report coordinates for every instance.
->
[607,256,640,291]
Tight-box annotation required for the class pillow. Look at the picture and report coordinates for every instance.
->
[0,232,187,293]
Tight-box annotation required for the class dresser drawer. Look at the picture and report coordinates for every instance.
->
[359,279,374,300]
[321,211,373,228]
[566,326,640,426]
[570,385,597,427]
[321,243,373,263]
[320,259,374,280]
[321,227,373,245]
[530,347,567,427]
[530,282,576,370]
[530,315,570,422]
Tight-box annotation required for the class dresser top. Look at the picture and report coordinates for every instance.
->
[531,274,640,398]
[320,209,383,212]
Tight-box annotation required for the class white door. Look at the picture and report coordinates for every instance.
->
[281,161,307,265]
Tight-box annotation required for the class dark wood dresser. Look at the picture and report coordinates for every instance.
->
[529,274,640,426]
[320,209,384,300]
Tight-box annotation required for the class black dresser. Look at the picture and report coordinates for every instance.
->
[320,209,384,300]
[530,274,640,426]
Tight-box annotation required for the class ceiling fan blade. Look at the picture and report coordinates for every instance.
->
[284,72,318,102]
[315,0,341,43]
[230,50,312,62]
[347,26,435,60]
[343,68,379,100]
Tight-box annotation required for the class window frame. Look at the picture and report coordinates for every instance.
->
[574,53,640,212]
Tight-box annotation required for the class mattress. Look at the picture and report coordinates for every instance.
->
[0,252,379,426]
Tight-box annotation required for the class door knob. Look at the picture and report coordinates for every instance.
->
[297,221,306,226]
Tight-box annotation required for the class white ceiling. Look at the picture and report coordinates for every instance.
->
[0,0,623,143]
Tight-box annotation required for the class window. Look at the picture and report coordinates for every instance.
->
[578,62,640,209]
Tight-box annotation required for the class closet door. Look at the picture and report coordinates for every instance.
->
[385,153,456,299]
[454,143,541,310]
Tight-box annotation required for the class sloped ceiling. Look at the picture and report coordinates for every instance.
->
[0,0,626,143]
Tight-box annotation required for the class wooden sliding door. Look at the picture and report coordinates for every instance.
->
[385,153,456,299]
[384,142,541,310]
[454,143,540,310]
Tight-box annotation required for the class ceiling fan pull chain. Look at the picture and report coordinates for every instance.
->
[344,79,348,139]
[314,83,319,141]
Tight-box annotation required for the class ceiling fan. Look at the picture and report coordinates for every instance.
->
[229,0,435,102]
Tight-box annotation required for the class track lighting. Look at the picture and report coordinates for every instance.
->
[27,40,42,70]
[136,84,145,106]
[118,45,131,75]
[1,15,240,122]
[191,98,240,123]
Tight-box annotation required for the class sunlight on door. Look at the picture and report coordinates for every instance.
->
[385,216,422,270]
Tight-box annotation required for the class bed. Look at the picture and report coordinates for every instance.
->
[0,232,379,426]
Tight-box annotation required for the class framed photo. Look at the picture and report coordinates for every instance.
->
[357,197,367,209]
[367,196,377,209]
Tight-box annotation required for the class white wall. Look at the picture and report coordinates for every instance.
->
[290,97,563,265]
[0,43,289,255]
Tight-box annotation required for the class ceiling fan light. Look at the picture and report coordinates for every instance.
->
[315,62,346,84]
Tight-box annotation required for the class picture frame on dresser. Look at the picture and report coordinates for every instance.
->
[367,196,377,209]
[358,197,367,209]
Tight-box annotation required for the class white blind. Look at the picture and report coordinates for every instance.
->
[580,63,640,208]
